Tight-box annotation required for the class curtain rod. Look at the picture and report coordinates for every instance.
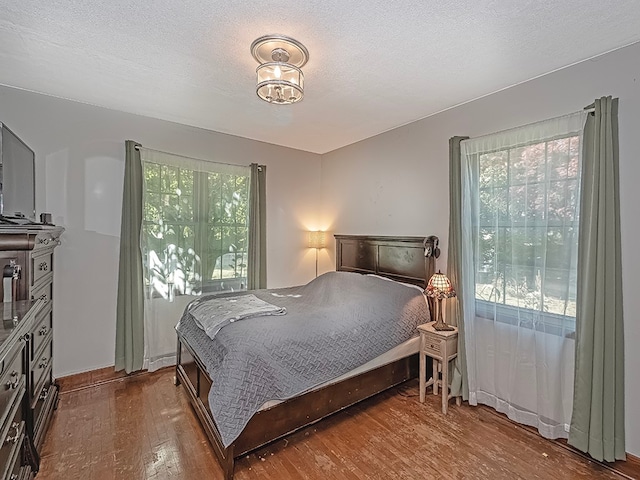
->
[460,108,587,147]
[133,144,256,170]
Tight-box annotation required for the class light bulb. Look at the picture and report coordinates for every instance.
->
[274,65,282,79]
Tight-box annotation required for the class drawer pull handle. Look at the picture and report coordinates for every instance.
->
[4,422,20,444]
[39,357,49,369]
[39,262,49,271]
[39,293,48,300]
[39,325,49,336]
[5,371,19,390]
[38,237,51,245]
[39,387,49,401]
[10,474,18,480]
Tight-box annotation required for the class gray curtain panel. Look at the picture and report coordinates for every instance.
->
[569,97,625,462]
[248,163,267,290]
[115,140,145,373]
[446,136,469,400]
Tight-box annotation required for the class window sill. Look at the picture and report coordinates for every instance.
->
[474,299,576,338]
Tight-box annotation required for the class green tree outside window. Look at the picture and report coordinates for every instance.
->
[473,135,580,323]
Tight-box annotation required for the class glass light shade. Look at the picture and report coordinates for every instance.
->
[308,231,326,249]
[256,62,304,104]
[425,271,456,299]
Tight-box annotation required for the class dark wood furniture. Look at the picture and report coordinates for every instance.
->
[176,235,438,480]
[0,225,63,479]
[0,299,47,480]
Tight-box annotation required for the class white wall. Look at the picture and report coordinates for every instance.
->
[0,86,322,377]
[321,42,640,456]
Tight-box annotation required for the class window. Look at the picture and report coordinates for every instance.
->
[141,152,250,298]
[462,115,586,333]
[458,111,589,440]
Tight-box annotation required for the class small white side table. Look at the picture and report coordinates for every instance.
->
[418,322,461,414]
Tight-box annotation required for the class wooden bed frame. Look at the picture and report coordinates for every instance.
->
[175,235,439,479]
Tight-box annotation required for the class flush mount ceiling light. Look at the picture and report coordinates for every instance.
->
[250,34,309,105]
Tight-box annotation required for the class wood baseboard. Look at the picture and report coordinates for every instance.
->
[614,452,640,479]
[480,403,640,480]
[557,439,640,479]
[57,366,175,393]
[57,366,137,393]
[550,433,640,479]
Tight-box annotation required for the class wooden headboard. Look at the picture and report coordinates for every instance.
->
[334,235,439,288]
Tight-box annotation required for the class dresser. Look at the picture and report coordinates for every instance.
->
[0,299,47,479]
[0,225,63,478]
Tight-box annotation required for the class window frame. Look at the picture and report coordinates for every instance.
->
[468,131,581,333]
[141,161,250,298]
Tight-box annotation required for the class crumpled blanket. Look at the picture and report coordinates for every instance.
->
[188,293,286,340]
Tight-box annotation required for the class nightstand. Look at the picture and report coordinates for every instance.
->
[418,322,461,414]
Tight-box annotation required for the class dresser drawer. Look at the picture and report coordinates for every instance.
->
[33,377,56,448]
[422,333,442,357]
[30,306,52,362]
[0,394,25,480]
[30,341,52,406]
[30,282,52,302]
[31,252,53,286]
[0,343,25,429]
[7,460,31,480]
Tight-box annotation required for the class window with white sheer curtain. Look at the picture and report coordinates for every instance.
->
[140,148,250,370]
[460,111,587,439]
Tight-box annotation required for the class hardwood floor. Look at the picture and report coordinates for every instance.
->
[38,368,630,480]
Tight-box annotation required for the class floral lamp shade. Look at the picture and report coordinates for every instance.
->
[425,271,456,299]
[425,271,456,331]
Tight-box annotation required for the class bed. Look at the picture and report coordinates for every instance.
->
[175,234,439,479]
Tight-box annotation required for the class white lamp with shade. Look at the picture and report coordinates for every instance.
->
[308,231,326,278]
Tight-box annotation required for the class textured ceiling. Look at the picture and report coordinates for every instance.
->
[1,1,640,154]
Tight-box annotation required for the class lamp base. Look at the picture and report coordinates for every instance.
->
[431,297,455,331]
[432,321,455,331]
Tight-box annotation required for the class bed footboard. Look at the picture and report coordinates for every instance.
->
[233,352,419,455]
[176,332,420,479]
[176,335,236,479]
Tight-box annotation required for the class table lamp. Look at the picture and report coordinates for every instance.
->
[425,271,456,331]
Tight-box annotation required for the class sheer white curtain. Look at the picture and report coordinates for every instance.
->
[139,148,250,371]
[460,111,587,439]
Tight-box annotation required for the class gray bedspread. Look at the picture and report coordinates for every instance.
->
[176,271,429,447]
